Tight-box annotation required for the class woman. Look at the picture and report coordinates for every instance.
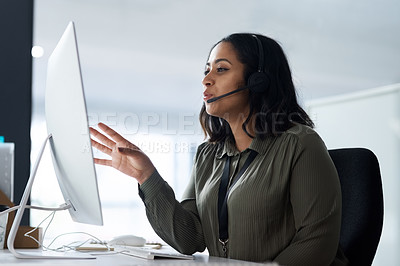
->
[90,33,348,265]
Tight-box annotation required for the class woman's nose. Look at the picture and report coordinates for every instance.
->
[202,72,214,87]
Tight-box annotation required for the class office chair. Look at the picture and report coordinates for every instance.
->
[328,148,384,266]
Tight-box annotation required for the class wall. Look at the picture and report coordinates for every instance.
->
[0,0,33,225]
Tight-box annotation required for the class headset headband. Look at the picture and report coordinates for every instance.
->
[252,35,264,73]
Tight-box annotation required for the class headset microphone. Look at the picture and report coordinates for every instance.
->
[206,82,263,103]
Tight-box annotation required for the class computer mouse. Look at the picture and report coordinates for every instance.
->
[108,235,146,246]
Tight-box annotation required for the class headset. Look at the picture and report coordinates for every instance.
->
[247,34,270,93]
[207,34,270,103]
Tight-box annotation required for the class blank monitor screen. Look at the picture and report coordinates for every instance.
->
[45,22,103,226]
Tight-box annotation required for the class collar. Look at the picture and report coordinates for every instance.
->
[215,135,273,159]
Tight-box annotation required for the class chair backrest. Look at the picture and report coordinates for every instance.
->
[328,148,384,265]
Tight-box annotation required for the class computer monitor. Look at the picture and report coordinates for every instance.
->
[7,21,103,259]
[45,21,103,226]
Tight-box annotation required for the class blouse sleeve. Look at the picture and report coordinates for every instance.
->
[138,146,206,255]
[274,132,343,266]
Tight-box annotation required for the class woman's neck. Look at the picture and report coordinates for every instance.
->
[233,130,253,152]
[227,114,254,152]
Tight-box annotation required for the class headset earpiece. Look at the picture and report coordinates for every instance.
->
[248,71,270,93]
[247,35,270,93]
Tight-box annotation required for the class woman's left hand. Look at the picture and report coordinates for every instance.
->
[89,122,155,184]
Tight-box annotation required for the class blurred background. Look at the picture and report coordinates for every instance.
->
[25,0,400,265]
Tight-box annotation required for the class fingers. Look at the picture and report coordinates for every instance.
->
[90,127,116,148]
[93,158,112,166]
[98,122,127,143]
[91,138,112,156]
[92,123,139,150]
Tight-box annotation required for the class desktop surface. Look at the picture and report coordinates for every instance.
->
[0,248,273,265]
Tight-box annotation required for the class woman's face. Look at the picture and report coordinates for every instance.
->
[202,42,249,120]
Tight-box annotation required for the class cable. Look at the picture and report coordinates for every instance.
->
[23,211,112,253]
[24,210,56,249]
[0,205,19,215]
[2,203,112,254]
[0,203,71,216]
[0,202,78,252]
[46,232,112,252]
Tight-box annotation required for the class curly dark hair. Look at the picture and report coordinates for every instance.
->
[200,33,314,143]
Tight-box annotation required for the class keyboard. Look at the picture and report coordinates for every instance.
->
[113,245,194,260]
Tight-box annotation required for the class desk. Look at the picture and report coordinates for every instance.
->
[0,249,272,265]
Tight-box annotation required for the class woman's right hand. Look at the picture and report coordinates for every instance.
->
[89,122,155,184]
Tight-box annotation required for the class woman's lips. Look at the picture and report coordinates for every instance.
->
[203,92,213,102]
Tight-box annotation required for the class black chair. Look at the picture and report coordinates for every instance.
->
[329,148,384,265]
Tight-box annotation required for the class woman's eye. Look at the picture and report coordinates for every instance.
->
[204,67,228,76]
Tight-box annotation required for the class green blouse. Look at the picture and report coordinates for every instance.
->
[139,124,348,265]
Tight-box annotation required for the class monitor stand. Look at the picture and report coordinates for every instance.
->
[7,134,95,259]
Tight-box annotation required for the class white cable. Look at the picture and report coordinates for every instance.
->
[0,202,72,251]
[46,232,111,252]
[0,203,71,216]
[22,207,82,252]
[24,210,56,249]
[1,204,112,253]
[25,212,111,253]
[0,205,20,215]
